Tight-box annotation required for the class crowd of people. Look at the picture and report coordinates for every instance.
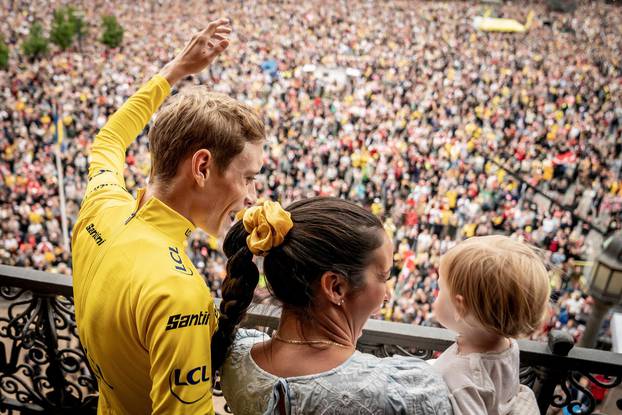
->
[1,0,621,345]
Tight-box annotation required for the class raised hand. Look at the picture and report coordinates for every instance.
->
[159,18,232,85]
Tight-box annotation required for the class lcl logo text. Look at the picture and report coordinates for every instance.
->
[168,365,210,404]
[168,246,193,276]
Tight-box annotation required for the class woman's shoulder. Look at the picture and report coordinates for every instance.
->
[362,353,448,389]
[351,351,435,373]
[229,329,269,358]
[220,329,274,414]
[323,352,452,413]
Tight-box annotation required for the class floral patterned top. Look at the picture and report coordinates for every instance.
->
[221,329,453,415]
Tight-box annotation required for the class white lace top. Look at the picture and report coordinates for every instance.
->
[221,329,453,415]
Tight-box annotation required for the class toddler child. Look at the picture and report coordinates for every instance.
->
[433,235,549,414]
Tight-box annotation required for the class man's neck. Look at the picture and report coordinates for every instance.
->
[137,186,154,211]
[141,181,194,225]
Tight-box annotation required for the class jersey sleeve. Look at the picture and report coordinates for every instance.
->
[136,275,217,415]
[82,75,171,209]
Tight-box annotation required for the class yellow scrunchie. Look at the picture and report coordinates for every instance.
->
[235,200,293,256]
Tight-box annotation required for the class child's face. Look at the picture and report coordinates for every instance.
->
[432,257,463,333]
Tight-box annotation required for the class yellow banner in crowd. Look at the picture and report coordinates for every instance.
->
[473,11,534,33]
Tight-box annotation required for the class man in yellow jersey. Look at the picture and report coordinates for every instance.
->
[71,18,265,414]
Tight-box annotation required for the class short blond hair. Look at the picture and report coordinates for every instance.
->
[441,235,550,338]
[149,86,265,184]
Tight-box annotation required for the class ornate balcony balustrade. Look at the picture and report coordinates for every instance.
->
[0,264,621,414]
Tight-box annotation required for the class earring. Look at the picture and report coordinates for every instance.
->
[339,299,344,306]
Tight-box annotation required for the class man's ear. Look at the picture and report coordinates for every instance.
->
[319,271,348,306]
[192,149,212,187]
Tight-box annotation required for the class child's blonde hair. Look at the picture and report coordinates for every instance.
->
[441,235,550,338]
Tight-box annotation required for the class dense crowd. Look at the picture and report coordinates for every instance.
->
[1,0,621,344]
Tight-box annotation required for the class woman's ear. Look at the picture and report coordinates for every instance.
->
[192,149,212,187]
[319,271,348,306]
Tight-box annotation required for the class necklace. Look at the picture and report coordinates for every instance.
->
[273,333,352,349]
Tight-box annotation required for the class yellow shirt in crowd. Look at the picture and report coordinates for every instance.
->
[72,75,218,415]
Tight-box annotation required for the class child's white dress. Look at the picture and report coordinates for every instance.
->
[433,339,539,415]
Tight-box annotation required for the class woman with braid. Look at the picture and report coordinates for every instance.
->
[212,197,452,414]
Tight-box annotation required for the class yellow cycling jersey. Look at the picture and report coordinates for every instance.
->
[72,74,218,415]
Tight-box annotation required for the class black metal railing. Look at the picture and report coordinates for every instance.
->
[0,265,97,415]
[1,264,621,414]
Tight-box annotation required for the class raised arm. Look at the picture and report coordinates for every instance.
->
[87,76,171,181]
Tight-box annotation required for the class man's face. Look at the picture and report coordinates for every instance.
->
[200,141,264,236]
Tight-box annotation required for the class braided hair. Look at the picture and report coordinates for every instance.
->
[210,216,259,372]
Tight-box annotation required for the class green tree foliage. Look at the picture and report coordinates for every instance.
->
[100,15,123,49]
[67,6,88,49]
[21,22,48,60]
[0,36,8,70]
[51,7,75,50]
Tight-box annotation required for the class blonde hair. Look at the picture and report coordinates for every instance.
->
[149,86,265,184]
[441,235,550,338]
